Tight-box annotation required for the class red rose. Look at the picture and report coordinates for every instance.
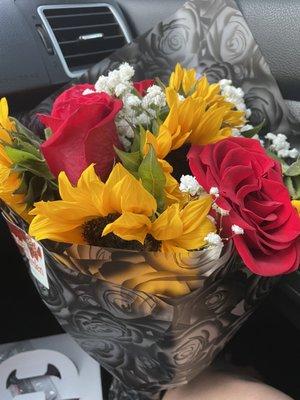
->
[39,84,123,184]
[133,79,155,96]
[188,137,300,276]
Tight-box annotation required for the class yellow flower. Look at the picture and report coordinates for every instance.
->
[29,163,157,244]
[164,171,188,206]
[169,64,197,95]
[292,200,300,215]
[0,145,27,219]
[150,196,215,253]
[166,64,245,146]
[0,98,14,143]
[165,88,233,145]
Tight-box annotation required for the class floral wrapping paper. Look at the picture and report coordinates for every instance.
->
[3,204,279,400]
[81,0,297,136]
[5,0,297,399]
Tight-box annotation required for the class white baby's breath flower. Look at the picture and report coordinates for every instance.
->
[289,148,299,158]
[142,85,166,109]
[266,132,298,158]
[246,108,252,118]
[124,95,141,108]
[219,79,250,120]
[240,124,253,132]
[95,63,135,97]
[219,79,232,87]
[119,136,131,150]
[118,62,135,81]
[209,187,219,197]
[82,88,96,96]
[107,70,121,89]
[136,113,151,126]
[179,175,203,196]
[207,215,216,224]
[115,83,129,97]
[265,132,276,140]
[205,232,223,247]
[212,203,230,216]
[231,225,244,235]
[146,85,162,96]
[232,128,241,137]
[95,75,110,94]
[277,149,290,158]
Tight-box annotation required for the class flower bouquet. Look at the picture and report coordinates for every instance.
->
[1,61,300,399]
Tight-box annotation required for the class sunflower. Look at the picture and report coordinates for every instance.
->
[0,146,27,218]
[166,64,245,145]
[0,98,28,219]
[0,98,15,143]
[150,197,215,253]
[29,163,156,244]
[29,163,215,253]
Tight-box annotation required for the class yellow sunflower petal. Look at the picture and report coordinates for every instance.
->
[29,214,84,243]
[151,203,183,241]
[0,98,14,138]
[153,128,173,159]
[292,200,300,215]
[175,217,215,250]
[59,165,105,215]
[103,212,151,243]
[174,197,215,250]
[164,172,187,206]
[169,63,184,92]
[0,145,13,167]
[182,68,197,95]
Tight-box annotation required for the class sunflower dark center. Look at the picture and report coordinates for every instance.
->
[82,214,161,251]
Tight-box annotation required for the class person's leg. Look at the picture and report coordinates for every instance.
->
[164,370,294,400]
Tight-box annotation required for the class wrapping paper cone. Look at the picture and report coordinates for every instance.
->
[3,207,279,400]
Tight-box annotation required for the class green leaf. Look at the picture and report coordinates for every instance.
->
[284,175,300,200]
[131,127,142,152]
[138,145,166,212]
[5,146,41,164]
[114,147,142,172]
[23,176,58,206]
[284,176,296,199]
[155,77,166,90]
[241,120,265,138]
[13,173,28,195]
[284,159,300,177]
[11,117,42,146]
[139,126,147,155]
[5,146,54,181]
[44,127,52,140]
[14,140,42,160]
[25,176,43,205]
[151,119,160,136]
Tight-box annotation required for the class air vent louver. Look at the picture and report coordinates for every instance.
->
[38,4,131,78]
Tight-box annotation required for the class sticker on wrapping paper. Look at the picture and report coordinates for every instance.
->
[4,218,49,289]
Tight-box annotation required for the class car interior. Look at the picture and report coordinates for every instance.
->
[0,0,299,398]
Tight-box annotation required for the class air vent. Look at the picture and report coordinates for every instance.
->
[38,4,132,78]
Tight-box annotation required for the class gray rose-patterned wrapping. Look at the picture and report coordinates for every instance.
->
[3,206,279,400]
[5,0,296,399]
[81,0,295,136]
